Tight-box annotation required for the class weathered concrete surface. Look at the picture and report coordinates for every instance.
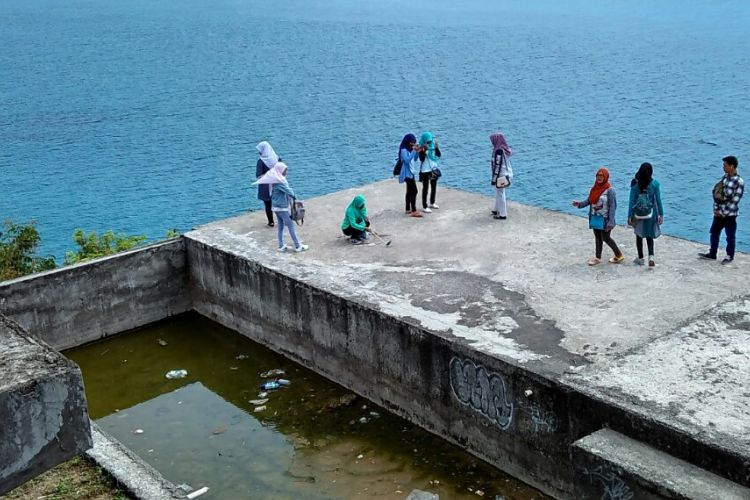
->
[0,239,190,351]
[572,429,750,499]
[0,314,92,495]
[87,422,185,500]
[566,297,750,487]
[186,180,750,497]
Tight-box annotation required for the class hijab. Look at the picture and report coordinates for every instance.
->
[253,162,288,186]
[399,133,417,154]
[490,133,512,157]
[347,194,367,219]
[588,167,611,204]
[256,141,279,168]
[419,131,439,163]
[634,162,653,191]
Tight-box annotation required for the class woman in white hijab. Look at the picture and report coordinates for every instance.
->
[256,141,279,226]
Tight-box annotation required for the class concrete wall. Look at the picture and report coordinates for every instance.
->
[0,239,190,351]
[0,314,92,495]
[186,238,574,499]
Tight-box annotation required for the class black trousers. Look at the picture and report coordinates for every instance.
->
[419,172,437,208]
[263,200,273,224]
[709,215,737,258]
[593,229,621,259]
[405,178,418,212]
[342,219,370,240]
[636,236,654,259]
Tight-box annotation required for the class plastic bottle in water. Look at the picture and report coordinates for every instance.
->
[260,381,280,391]
[277,379,291,386]
[165,369,188,380]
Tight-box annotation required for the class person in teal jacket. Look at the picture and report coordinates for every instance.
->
[627,162,664,268]
[341,194,371,244]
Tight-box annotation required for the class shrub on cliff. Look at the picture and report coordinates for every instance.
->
[64,229,147,265]
[0,220,56,280]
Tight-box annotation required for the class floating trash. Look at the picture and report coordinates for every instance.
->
[165,369,188,379]
[260,381,281,391]
[277,378,291,386]
[260,368,285,378]
[157,339,168,346]
[248,398,269,405]
[235,354,249,360]
[186,486,209,499]
[257,391,269,398]
[254,405,267,412]
[132,428,144,435]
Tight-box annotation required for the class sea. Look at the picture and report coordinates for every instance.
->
[2,0,749,259]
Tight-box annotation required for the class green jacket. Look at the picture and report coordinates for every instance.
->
[341,195,367,231]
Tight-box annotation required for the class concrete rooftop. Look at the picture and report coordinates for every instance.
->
[187,180,750,469]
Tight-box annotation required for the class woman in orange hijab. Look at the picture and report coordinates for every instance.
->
[572,167,625,265]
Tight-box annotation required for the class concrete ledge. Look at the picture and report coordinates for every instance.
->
[87,422,185,500]
[0,239,190,351]
[0,314,92,495]
[572,429,750,500]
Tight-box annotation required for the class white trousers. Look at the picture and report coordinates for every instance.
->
[494,187,507,217]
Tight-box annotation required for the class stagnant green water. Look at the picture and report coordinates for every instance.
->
[66,313,547,499]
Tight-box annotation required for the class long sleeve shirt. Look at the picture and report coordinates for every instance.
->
[398,148,419,183]
[577,187,617,230]
[271,183,295,211]
[715,174,744,217]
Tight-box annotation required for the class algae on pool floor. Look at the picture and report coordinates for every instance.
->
[66,312,547,499]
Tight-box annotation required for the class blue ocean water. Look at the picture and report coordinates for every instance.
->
[2,0,749,259]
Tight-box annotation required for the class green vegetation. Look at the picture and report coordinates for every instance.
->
[63,229,147,265]
[0,220,56,281]
[1,221,180,279]
[3,455,130,499]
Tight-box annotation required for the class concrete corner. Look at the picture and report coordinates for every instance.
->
[0,313,92,495]
[87,422,186,500]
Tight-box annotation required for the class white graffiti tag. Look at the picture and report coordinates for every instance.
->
[449,358,513,429]
[517,401,558,433]
[582,465,635,500]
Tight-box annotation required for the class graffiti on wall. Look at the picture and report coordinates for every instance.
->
[582,466,634,500]
[449,357,514,429]
[517,400,558,433]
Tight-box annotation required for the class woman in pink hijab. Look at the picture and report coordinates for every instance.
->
[253,163,308,252]
[490,133,514,220]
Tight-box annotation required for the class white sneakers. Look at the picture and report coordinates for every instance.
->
[422,207,432,213]
[278,244,309,253]
[429,203,439,209]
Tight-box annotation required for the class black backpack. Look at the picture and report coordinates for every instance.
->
[392,157,402,177]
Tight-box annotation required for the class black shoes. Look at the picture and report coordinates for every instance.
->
[699,252,734,265]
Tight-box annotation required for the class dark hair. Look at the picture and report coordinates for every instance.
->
[635,162,653,191]
[723,155,738,168]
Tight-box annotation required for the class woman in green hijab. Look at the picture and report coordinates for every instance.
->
[418,131,441,212]
[341,194,371,245]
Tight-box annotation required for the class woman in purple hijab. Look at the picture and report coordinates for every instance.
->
[490,133,514,219]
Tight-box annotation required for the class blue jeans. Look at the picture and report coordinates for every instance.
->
[275,210,300,249]
[709,215,737,258]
